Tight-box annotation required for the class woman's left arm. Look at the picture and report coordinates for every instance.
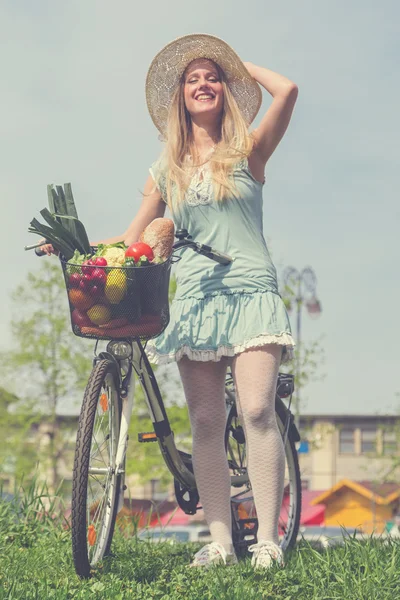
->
[244,62,298,166]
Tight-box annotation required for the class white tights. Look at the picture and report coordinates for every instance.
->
[177,345,285,552]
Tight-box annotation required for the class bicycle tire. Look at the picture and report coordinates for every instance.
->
[275,399,302,550]
[225,396,301,556]
[71,359,122,578]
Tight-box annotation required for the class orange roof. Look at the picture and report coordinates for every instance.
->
[311,479,400,506]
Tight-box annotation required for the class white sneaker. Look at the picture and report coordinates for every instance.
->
[189,542,238,568]
[248,540,284,570]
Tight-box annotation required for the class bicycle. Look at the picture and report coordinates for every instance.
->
[35,228,302,578]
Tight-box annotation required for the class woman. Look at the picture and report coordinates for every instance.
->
[143,34,297,570]
[42,33,298,569]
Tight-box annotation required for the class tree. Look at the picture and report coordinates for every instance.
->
[365,393,400,485]
[0,387,40,487]
[1,261,92,491]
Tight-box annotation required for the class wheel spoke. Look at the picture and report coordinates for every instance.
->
[90,437,109,463]
[92,431,108,467]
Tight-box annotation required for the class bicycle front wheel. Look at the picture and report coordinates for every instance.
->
[71,359,122,578]
[226,398,301,556]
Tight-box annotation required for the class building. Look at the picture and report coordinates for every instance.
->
[298,414,399,491]
[310,479,400,534]
[4,411,399,523]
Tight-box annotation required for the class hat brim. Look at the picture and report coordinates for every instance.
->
[146,33,262,136]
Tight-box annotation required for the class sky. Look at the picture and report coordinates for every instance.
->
[1,0,399,416]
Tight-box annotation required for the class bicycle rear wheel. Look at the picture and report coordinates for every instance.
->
[225,397,301,557]
[71,359,122,578]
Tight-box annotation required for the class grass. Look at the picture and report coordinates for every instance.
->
[1,482,400,599]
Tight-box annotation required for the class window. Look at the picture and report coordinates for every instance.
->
[361,428,376,453]
[383,431,397,455]
[339,428,354,453]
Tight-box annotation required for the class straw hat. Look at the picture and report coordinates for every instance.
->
[146,33,262,136]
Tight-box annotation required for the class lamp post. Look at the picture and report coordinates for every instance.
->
[282,266,322,430]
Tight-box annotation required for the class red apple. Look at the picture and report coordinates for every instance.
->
[71,308,92,328]
[90,268,107,286]
[69,272,82,288]
[90,285,102,298]
[81,259,96,276]
[94,257,107,267]
[79,274,92,291]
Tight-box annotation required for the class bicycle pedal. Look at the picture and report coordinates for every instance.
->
[138,432,158,443]
[238,517,258,528]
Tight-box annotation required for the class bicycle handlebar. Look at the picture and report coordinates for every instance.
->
[172,239,232,265]
[27,230,233,265]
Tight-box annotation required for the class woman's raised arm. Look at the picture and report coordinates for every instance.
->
[244,62,298,168]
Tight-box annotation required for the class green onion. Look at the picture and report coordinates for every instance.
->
[28,183,92,259]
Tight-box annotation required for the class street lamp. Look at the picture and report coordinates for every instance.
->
[282,266,322,430]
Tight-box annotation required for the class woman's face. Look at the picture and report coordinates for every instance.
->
[183,59,224,122]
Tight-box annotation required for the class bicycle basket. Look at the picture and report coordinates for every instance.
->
[60,256,172,340]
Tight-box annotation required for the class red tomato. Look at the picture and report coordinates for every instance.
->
[125,242,154,263]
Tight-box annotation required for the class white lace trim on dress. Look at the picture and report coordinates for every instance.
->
[185,155,213,207]
[147,332,295,365]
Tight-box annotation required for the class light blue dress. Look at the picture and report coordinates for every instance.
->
[146,156,295,364]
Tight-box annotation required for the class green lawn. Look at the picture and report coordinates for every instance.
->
[2,528,400,599]
[1,488,399,599]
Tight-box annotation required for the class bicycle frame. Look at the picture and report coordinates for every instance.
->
[101,340,241,491]
[97,338,299,496]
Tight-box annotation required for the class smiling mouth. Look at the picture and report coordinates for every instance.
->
[195,94,215,102]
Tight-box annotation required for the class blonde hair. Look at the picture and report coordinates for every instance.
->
[161,62,255,207]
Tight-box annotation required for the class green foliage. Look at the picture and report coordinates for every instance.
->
[1,483,400,598]
[361,393,400,486]
[0,387,40,484]
[0,261,92,490]
[281,337,326,411]
[0,477,67,548]
[4,261,92,410]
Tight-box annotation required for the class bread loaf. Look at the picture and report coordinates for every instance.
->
[140,218,175,260]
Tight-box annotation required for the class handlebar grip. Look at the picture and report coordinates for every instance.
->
[199,245,233,265]
[173,237,233,265]
[207,250,233,266]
